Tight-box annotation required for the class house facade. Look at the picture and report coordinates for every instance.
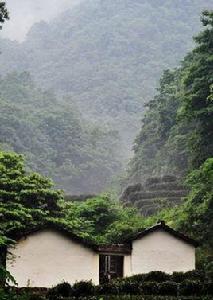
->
[6,221,198,287]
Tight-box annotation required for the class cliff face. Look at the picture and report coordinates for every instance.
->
[121,175,188,216]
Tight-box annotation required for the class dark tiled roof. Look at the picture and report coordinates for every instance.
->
[8,223,98,251]
[7,221,199,256]
[124,221,199,247]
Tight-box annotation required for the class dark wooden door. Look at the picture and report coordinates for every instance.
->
[99,255,124,283]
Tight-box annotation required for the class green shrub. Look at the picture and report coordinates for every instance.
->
[172,270,205,283]
[205,261,213,281]
[141,281,158,295]
[143,271,170,283]
[203,281,213,295]
[172,272,186,283]
[184,270,205,281]
[125,274,146,283]
[96,282,119,295]
[28,295,45,300]
[179,279,203,296]
[72,280,95,297]
[47,282,72,299]
[158,281,177,296]
[118,280,141,295]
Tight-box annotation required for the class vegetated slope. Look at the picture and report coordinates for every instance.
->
[127,9,213,185]
[0,0,212,159]
[0,72,122,194]
[124,10,213,216]
[121,175,188,216]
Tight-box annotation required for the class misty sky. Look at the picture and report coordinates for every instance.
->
[1,0,81,41]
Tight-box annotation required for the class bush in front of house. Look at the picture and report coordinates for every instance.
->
[72,280,95,297]
[179,279,203,296]
[140,281,158,295]
[172,270,205,283]
[27,294,45,300]
[116,271,170,286]
[47,282,72,299]
[171,271,187,283]
[143,271,171,283]
[157,281,177,296]
[96,282,119,295]
[203,281,213,296]
[125,273,146,283]
[42,270,213,298]
[185,270,205,281]
[118,280,142,295]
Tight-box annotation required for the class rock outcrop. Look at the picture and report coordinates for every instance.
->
[121,175,188,216]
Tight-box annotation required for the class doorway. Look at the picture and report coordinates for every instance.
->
[99,255,124,283]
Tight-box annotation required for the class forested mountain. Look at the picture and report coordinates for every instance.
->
[0,0,212,163]
[120,11,213,265]
[0,72,122,194]
[127,10,213,186]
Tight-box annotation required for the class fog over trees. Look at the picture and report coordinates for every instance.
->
[0,0,212,194]
[0,3,212,298]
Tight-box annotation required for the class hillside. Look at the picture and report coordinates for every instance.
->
[121,176,188,216]
[127,10,213,185]
[0,72,122,194]
[0,0,212,161]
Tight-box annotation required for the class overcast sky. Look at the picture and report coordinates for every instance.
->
[1,0,81,41]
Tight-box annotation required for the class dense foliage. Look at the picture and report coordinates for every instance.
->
[125,11,213,269]
[60,194,146,243]
[0,150,145,243]
[0,73,122,194]
[0,151,62,237]
[128,10,213,183]
[0,5,212,300]
[35,271,213,298]
[0,0,212,167]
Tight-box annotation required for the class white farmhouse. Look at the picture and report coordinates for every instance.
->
[5,221,198,287]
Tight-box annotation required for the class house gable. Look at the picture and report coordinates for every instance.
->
[123,221,197,276]
[7,228,99,287]
[125,221,199,247]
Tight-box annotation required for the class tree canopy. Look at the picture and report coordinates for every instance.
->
[0,150,146,244]
[128,10,213,183]
[0,1,8,29]
[0,72,122,194]
[0,0,211,168]
[0,151,62,237]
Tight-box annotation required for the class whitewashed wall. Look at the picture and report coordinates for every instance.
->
[124,229,195,276]
[7,229,99,287]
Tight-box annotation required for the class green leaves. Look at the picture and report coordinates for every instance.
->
[58,194,146,244]
[128,10,213,183]
[0,151,62,237]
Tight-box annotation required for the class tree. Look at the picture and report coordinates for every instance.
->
[128,68,188,182]
[177,158,213,248]
[61,194,146,243]
[180,10,213,168]
[0,1,9,29]
[128,10,213,184]
[0,151,62,237]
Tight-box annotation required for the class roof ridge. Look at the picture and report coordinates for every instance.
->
[123,221,199,247]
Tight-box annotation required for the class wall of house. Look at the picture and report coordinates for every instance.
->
[124,229,195,275]
[7,229,99,287]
